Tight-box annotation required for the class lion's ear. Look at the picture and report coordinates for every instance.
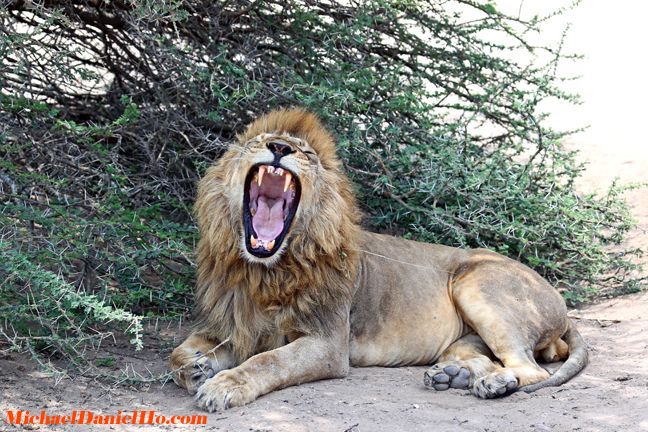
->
[238,107,341,169]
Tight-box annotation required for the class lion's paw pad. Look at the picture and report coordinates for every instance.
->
[424,364,471,391]
[472,372,518,399]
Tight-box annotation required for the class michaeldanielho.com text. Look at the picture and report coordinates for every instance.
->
[6,410,207,426]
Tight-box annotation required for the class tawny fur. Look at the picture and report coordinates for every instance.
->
[192,108,361,362]
[170,108,587,411]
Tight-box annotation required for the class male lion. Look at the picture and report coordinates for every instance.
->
[170,108,587,412]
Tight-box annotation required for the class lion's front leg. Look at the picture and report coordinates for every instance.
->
[195,334,349,412]
[170,333,237,395]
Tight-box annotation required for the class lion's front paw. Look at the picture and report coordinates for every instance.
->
[172,351,224,396]
[195,369,257,412]
[186,354,218,395]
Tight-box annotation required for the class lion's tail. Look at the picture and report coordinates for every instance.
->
[521,321,589,393]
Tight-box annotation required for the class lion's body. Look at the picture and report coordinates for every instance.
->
[170,109,587,411]
[351,232,467,367]
[349,231,569,368]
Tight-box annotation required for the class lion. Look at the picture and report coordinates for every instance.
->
[170,108,588,412]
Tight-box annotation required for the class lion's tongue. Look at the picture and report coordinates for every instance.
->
[252,196,285,241]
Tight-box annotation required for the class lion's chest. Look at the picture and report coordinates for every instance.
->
[249,301,322,351]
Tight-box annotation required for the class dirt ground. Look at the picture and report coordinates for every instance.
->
[1,295,648,432]
[2,2,648,431]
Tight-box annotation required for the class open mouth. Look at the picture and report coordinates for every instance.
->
[243,164,301,258]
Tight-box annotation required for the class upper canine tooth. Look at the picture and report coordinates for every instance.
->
[257,166,265,186]
[283,172,292,192]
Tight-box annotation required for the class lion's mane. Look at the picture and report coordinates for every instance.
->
[192,109,362,361]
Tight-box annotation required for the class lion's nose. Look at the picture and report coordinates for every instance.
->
[267,141,295,157]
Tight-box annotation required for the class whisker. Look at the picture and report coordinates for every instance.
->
[354,248,453,274]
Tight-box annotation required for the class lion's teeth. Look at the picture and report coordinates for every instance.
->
[276,168,284,176]
[267,166,275,175]
[250,206,256,216]
[257,166,265,186]
[283,172,292,192]
[266,239,275,251]
[250,236,258,248]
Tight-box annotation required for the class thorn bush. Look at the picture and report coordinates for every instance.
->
[0,0,644,379]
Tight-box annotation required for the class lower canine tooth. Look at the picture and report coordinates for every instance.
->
[250,236,258,248]
[266,239,275,251]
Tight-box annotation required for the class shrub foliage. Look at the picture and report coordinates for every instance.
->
[0,0,643,376]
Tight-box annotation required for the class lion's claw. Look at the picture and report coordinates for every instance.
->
[195,369,256,412]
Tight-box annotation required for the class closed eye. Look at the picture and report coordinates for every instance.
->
[299,148,317,161]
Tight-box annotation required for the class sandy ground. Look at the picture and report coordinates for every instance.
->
[1,297,648,432]
[2,1,648,431]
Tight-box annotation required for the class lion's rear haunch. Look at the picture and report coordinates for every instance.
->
[170,108,588,411]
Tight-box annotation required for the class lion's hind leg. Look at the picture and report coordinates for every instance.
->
[443,253,574,398]
[472,338,569,395]
[450,299,553,398]
[472,358,548,398]
[424,333,502,391]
